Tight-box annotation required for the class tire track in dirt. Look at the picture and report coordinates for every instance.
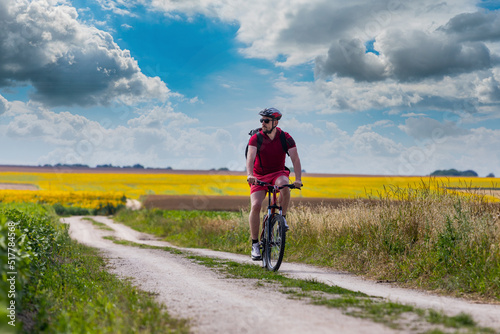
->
[63,216,500,333]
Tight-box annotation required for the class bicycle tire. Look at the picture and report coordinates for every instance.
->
[264,213,286,271]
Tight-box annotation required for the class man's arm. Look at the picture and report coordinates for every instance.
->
[288,147,302,187]
[246,145,257,184]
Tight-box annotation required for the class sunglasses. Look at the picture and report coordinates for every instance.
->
[260,118,273,124]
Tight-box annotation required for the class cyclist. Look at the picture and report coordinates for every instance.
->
[246,107,303,260]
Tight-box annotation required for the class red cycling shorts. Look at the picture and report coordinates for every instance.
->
[250,169,290,194]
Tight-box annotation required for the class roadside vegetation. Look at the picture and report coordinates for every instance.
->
[0,203,189,333]
[115,179,500,302]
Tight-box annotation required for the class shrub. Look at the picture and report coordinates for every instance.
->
[0,203,67,333]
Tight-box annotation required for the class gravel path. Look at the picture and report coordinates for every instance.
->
[63,216,500,333]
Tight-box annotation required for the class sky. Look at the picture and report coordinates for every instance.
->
[1,0,500,176]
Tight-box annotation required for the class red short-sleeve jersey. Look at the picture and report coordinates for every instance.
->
[248,127,296,176]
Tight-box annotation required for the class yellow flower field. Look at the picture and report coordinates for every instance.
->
[0,170,499,209]
[0,189,126,209]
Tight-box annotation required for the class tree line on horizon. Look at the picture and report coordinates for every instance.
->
[430,169,495,177]
[39,163,172,170]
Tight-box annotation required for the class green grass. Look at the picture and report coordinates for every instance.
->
[83,217,114,231]
[114,209,248,251]
[52,203,125,216]
[286,184,500,301]
[0,203,189,333]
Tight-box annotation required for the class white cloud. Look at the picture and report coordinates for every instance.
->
[316,78,423,112]
[352,127,402,156]
[6,104,109,146]
[0,0,171,107]
[279,117,324,136]
[271,77,331,114]
[295,120,499,176]
[298,123,404,175]
[0,94,9,115]
[402,112,427,117]
[398,117,470,141]
[95,0,138,16]
[2,98,237,169]
[357,120,394,132]
[396,127,500,176]
[127,105,199,129]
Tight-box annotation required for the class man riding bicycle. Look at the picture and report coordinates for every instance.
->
[246,107,303,260]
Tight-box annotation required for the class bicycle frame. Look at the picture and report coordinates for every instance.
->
[256,180,298,271]
[266,185,282,217]
[258,181,296,214]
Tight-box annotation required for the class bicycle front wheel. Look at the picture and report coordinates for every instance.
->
[264,213,286,271]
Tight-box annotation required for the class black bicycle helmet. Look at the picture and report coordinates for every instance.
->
[259,107,282,120]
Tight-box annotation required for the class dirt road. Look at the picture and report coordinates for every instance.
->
[63,216,500,333]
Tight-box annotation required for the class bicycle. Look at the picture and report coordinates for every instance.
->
[256,180,300,271]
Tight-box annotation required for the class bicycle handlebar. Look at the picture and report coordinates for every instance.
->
[255,180,302,189]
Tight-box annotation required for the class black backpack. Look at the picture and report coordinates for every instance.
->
[245,128,289,169]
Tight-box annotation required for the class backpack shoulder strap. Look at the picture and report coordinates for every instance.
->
[245,129,264,170]
[255,131,264,169]
[256,131,263,153]
[279,130,289,156]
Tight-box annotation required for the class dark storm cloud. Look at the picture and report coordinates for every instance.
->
[0,0,169,107]
[313,6,499,83]
[440,10,500,42]
[408,95,479,115]
[279,2,365,46]
[315,38,387,82]
[384,30,493,82]
[316,29,494,82]
[279,0,407,47]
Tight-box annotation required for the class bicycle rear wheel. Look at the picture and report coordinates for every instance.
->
[264,213,286,271]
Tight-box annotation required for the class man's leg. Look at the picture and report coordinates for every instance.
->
[249,190,266,240]
[249,190,266,260]
[275,175,290,216]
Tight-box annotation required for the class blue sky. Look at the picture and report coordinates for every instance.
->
[1,0,500,176]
